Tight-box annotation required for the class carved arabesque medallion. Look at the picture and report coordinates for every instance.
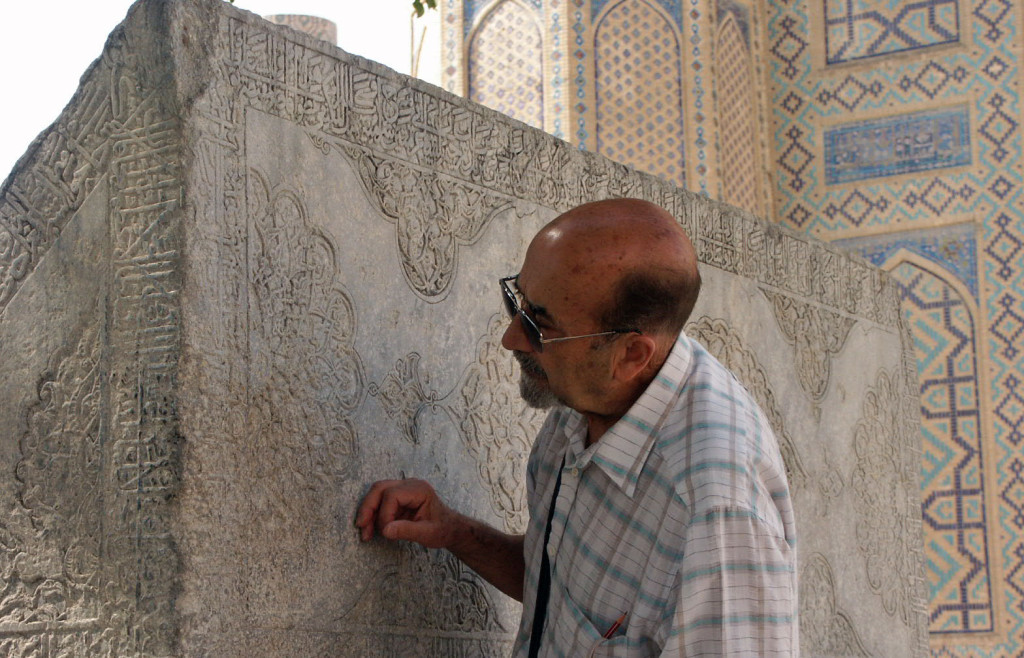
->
[341,144,517,302]
[800,553,872,656]
[0,318,129,655]
[244,168,366,517]
[851,368,923,629]
[761,289,856,404]
[372,313,546,532]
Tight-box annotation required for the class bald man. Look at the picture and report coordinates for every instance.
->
[355,199,798,656]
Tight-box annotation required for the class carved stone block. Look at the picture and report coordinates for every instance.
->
[0,0,927,655]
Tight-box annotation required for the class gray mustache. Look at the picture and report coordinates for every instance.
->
[514,351,545,376]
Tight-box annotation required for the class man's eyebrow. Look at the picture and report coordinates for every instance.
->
[515,280,557,324]
[526,299,555,323]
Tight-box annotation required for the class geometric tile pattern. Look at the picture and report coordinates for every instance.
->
[717,15,759,213]
[594,0,685,29]
[824,105,972,185]
[464,0,544,36]
[572,4,591,148]
[836,223,979,299]
[595,0,685,187]
[825,0,960,64]
[688,0,708,194]
[889,261,993,634]
[469,0,544,130]
[716,0,752,44]
[769,0,1024,651]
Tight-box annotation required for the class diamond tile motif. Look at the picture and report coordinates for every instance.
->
[468,1,544,129]
[995,376,1024,444]
[595,0,685,186]
[912,61,953,98]
[780,126,813,192]
[973,0,1011,40]
[979,93,1018,163]
[984,214,1022,280]
[992,294,1023,359]
[982,56,1008,80]
[771,16,807,79]
[717,15,758,214]
[823,189,884,226]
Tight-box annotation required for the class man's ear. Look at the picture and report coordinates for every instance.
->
[612,333,658,383]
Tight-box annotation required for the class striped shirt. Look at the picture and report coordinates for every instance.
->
[513,331,799,656]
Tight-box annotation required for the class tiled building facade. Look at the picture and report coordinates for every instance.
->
[439,0,1024,654]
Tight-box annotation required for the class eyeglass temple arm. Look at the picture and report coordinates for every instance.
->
[538,329,639,344]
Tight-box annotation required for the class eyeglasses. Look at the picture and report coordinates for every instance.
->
[500,275,638,352]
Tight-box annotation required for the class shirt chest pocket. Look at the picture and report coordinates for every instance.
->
[547,582,658,658]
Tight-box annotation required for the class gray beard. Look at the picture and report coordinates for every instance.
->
[514,352,558,409]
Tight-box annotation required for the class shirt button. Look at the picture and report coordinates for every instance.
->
[571,467,579,478]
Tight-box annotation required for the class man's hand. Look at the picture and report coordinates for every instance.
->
[355,478,457,548]
[354,477,527,601]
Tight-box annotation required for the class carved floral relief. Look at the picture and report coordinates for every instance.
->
[800,553,872,656]
[373,314,545,532]
[221,13,899,328]
[761,289,857,403]
[244,168,366,515]
[851,368,927,631]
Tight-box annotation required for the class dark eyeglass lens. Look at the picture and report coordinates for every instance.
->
[502,285,517,317]
[518,313,542,352]
[501,279,543,351]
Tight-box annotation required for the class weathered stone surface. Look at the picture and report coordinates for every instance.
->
[264,14,336,45]
[0,0,927,655]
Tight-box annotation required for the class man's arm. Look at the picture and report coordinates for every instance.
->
[662,507,798,656]
[354,478,526,601]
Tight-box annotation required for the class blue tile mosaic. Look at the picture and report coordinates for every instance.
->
[825,0,960,64]
[769,0,1022,646]
[592,0,684,31]
[892,261,993,634]
[465,0,542,37]
[835,222,979,299]
[824,105,972,185]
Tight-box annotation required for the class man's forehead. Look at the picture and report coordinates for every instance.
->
[517,256,613,325]
[513,273,555,319]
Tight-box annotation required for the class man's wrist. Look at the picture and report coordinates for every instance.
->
[444,511,479,556]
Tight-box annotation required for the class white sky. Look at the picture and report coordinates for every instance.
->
[0,0,439,178]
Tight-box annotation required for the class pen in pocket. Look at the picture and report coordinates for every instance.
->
[602,612,627,639]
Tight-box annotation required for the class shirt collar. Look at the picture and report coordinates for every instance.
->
[562,331,695,498]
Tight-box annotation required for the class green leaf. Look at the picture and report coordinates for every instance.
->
[413,0,436,16]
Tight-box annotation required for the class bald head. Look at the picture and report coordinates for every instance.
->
[532,198,701,339]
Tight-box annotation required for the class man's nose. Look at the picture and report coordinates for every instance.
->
[501,313,534,353]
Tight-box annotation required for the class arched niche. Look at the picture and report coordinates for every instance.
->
[467,0,545,129]
[594,0,685,187]
[883,250,995,635]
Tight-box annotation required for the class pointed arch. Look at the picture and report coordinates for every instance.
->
[467,0,544,129]
[883,251,995,634]
[594,0,685,187]
[715,13,760,215]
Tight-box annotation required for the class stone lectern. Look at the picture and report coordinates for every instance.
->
[0,0,927,655]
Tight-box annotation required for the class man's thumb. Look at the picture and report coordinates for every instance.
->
[382,519,422,543]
